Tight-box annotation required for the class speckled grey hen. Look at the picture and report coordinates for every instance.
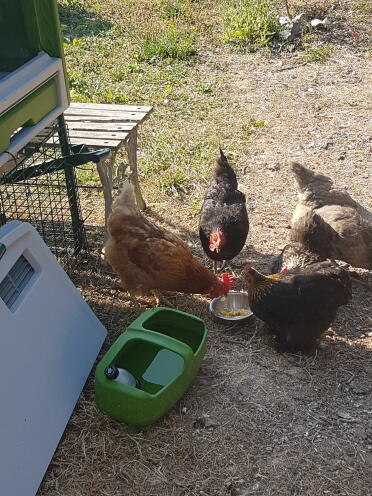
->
[290,162,372,269]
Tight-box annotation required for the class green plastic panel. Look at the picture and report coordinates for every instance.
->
[0,0,69,96]
[0,78,57,152]
[34,0,69,93]
[0,0,38,71]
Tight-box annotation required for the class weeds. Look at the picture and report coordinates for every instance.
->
[302,42,333,63]
[354,0,372,20]
[222,0,280,51]
[136,24,196,62]
[241,118,265,135]
[159,0,185,19]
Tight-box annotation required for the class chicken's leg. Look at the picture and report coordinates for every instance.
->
[128,292,141,307]
[152,291,175,308]
[213,260,227,273]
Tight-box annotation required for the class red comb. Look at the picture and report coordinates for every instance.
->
[220,272,233,291]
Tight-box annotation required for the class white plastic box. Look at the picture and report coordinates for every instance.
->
[0,221,107,496]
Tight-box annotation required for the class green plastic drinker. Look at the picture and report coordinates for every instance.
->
[95,307,208,426]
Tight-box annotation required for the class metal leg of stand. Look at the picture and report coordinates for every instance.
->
[57,115,84,254]
[97,151,115,233]
[124,129,146,211]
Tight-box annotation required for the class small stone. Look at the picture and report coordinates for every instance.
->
[337,411,359,423]
[279,28,293,41]
[351,377,371,395]
[310,18,330,28]
[193,413,217,429]
[338,152,347,160]
[287,366,306,379]
[279,16,291,25]
[293,13,306,23]
[323,140,334,150]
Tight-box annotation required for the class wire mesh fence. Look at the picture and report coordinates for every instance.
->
[0,116,88,268]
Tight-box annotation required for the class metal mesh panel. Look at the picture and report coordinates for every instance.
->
[0,116,88,268]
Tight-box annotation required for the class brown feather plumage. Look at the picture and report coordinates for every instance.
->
[105,182,232,300]
[290,163,372,269]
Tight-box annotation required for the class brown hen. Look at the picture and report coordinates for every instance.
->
[105,181,233,305]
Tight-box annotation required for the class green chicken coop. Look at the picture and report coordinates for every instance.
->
[0,0,69,169]
[0,0,111,263]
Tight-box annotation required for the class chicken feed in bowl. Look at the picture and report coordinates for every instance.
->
[209,291,253,322]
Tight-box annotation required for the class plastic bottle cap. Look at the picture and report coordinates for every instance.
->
[104,365,119,380]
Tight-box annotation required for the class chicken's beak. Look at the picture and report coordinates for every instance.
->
[209,242,220,253]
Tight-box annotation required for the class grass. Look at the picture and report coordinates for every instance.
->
[135,24,197,62]
[354,0,372,15]
[58,0,233,192]
[302,42,333,63]
[57,0,360,194]
[222,0,281,51]
[158,0,185,19]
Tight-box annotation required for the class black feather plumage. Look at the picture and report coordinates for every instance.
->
[244,258,352,351]
[199,149,249,263]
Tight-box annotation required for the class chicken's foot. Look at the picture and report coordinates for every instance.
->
[152,291,175,308]
[128,292,141,308]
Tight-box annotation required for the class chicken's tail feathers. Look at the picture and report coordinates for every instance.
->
[339,267,353,301]
[290,161,333,193]
[112,180,137,215]
[219,147,227,161]
[217,148,231,169]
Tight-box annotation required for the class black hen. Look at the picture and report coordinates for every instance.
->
[199,149,249,272]
[243,257,352,351]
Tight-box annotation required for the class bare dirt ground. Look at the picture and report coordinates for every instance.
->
[39,22,371,496]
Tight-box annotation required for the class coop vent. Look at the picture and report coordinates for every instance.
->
[0,255,35,310]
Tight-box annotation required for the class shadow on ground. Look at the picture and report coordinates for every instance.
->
[58,3,112,39]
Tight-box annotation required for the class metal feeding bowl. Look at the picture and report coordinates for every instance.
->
[209,291,253,322]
